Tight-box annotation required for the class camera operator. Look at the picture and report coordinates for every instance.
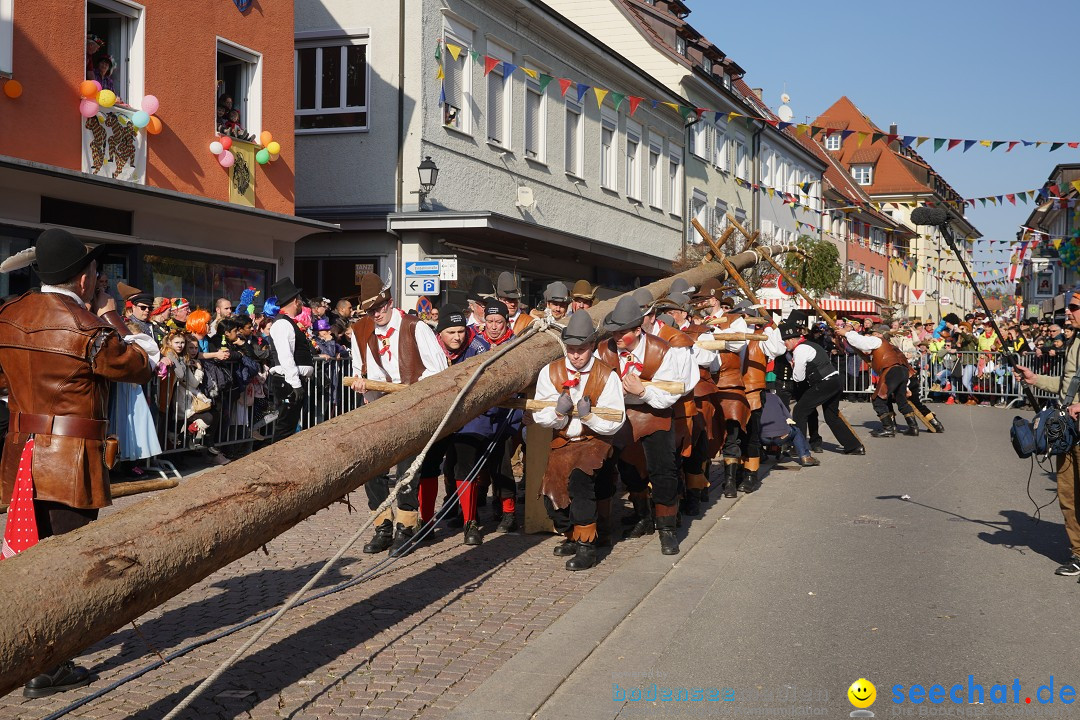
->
[1014,289,1080,577]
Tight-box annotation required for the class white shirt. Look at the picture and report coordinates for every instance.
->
[843,331,883,354]
[350,309,448,402]
[648,323,703,394]
[707,311,748,374]
[600,334,688,410]
[269,315,314,389]
[532,357,624,437]
[789,342,837,383]
[760,325,787,360]
[41,285,160,369]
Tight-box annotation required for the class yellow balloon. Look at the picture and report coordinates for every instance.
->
[266,141,281,155]
[98,89,116,108]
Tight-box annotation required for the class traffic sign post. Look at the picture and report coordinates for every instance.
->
[405,277,440,296]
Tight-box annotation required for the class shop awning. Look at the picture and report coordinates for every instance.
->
[759,296,880,314]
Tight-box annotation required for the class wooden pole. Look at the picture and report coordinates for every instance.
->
[500,399,623,422]
[692,218,763,306]
[0,245,798,695]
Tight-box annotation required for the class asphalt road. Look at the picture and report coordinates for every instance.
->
[529,402,1080,720]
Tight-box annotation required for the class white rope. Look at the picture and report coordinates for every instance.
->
[162,320,555,720]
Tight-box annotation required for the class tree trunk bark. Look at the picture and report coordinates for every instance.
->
[0,246,795,695]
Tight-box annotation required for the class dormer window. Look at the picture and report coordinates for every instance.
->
[675,36,687,56]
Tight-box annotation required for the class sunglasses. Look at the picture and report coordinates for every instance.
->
[134,304,151,311]
[1069,304,1080,312]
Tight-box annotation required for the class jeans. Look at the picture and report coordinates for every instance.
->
[962,364,976,395]
[764,426,811,459]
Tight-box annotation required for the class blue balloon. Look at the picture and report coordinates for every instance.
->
[131,110,150,128]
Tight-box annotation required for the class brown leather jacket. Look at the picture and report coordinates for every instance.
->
[0,291,152,509]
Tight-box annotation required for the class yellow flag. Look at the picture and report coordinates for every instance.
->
[523,68,538,80]
[795,124,808,136]
[446,43,462,61]
[768,187,774,197]
[594,88,609,109]
[1053,238,1063,250]
[436,64,444,80]
[728,112,739,123]
[979,140,992,147]
[856,132,867,147]
[662,102,679,112]
[1071,180,1080,194]
[916,136,929,147]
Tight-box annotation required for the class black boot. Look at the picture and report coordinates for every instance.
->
[738,470,761,494]
[901,414,919,437]
[680,490,701,517]
[566,540,597,570]
[23,661,91,698]
[656,514,680,555]
[928,413,945,433]
[363,520,394,554]
[721,463,739,498]
[870,414,896,438]
[496,507,518,533]
[389,522,416,556]
[553,538,578,556]
[463,520,483,546]
[624,495,655,538]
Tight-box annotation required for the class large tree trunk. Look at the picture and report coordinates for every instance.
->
[0,246,795,696]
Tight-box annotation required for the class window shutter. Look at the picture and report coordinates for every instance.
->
[488,71,504,143]
[444,54,461,111]
[525,89,540,156]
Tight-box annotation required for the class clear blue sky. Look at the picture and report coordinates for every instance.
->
[689,0,1079,281]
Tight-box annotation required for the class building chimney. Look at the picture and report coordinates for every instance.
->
[889,123,897,136]
[752,88,763,100]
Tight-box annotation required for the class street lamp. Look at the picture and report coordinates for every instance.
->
[418,156,439,194]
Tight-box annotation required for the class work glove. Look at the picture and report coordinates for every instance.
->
[555,392,574,416]
[576,396,592,418]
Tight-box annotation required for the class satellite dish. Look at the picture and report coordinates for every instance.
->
[780,93,790,104]
[777,105,793,122]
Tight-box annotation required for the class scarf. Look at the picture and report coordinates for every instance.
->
[486,326,514,347]
[440,327,476,364]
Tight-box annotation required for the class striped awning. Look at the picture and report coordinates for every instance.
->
[759,297,880,314]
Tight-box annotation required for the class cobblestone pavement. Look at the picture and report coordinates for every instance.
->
[0,477,695,720]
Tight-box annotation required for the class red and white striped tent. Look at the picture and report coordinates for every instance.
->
[759,297,879,315]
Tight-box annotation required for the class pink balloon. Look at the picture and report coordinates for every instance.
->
[92,80,102,92]
[218,150,235,168]
[141,94,159,115]
[79,99,100,118]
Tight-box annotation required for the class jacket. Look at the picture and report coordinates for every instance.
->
[0,291,152,509]
[1033,336,1080,404]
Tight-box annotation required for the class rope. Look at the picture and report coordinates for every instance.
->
[161,319,555,719]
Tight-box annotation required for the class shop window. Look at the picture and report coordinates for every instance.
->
[86,0,144,106]
[1,0,12,76]
[295,34,369,131]
[217,39,262,142]
[0,231,34,298]
[141,251,270,313]
[41,197,133,235]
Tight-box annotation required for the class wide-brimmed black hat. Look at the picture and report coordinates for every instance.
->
[602,295,645,333]
[468,275,496,304]
[543,281,570,303]
[786,309,810,328]
[269,277,303,306]
[562,311,598,345]
[496,271,519,299]
[779,322,804,340]
[33,228,112,284]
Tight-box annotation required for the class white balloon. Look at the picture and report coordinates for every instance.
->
[209,141,224,155]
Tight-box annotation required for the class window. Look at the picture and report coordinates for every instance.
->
[669,147,683,216]
[689,190,708,244]
[733,138,748,179]
[715,199,728,235]
[524,74,546,161]
[852,164,874,185]
[600,112,616,190]
[648,141,663,209]
[486,40,512,148]
[442,21,473,132]
[295,34,368,131]
[689,119,707,160]
[0,0,12,75]
[734,207,746,228]
[825,133,841,151]
[565,98,583,177]
[760,148,773,186]
[761,218,774,241]
[625,120,641,200]
[86,0,144,105]
[714,120,728,172]
[676,36,687,56]
[217,39,262,140]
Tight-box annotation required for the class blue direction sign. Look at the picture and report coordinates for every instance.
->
[404,260,440,276]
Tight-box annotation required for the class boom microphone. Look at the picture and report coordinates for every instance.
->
[910,206,949,227]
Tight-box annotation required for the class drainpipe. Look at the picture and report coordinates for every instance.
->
[750,122,763,235]
[394,0,406,298]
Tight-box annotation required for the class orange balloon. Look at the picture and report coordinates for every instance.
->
[260,130,273,146]
[79,80,99,98]
[3,80,23,99]
[146,116,162,135]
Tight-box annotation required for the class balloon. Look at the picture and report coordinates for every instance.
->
[141,94,159,115]
[3,80,21,99]
[97,89,116,108]
[218,150,235,168]
[266,141,281,155]
[219,135,232,151]
[255,148,270,165]
[79,99,100,118]
[131,110,150,128]
[93,80,102,92]
[79,80,99,99]
[146,116,162,134]
[260,130,273,146]
[269,151,280,161]
[209,141,224,155]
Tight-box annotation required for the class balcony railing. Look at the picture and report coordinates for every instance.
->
[82,105,146,183]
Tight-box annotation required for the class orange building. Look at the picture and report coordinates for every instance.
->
[0,0,330,307]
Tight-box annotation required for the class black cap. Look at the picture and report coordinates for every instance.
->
[436,305,468,333]
[779,322,804,340]
[33,228,112,284]
[483,302,509,320]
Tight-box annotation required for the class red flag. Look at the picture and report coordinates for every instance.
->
[1007,141,1018,152]
[695,107,707,119]
[558,78,573,97]
[484,56,501,76]
[947,139,962,150]
[1048,183,1061,196]
[1,439,38,559]
[1070,143,1079,149]
[1006,194,1016,205]
[627,96,643,116]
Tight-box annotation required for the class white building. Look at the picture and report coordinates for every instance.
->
[293,0,687,307]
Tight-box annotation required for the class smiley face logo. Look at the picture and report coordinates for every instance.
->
[848,678,876,709]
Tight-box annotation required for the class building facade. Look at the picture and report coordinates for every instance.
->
[1017,164,1080,317]
[0,0,327,305]
[293,0,686,308]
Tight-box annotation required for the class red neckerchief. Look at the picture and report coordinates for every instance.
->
[440,326,475,363]
[619,350,644,378]
[563,364,590,389]
[486,326,513,347]
[376,326,395,359]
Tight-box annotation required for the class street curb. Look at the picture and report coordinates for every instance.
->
[443,480,753,720]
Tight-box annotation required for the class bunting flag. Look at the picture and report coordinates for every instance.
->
[611,92,626,111]
[576,84,591,103]
[594,88,609,109]
[627,96,642,116]
[538,74,553,94]
[434,41,1080,149]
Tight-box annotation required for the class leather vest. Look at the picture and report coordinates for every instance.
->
[869,337,909,376]
[597,334,673,438]
[654,324,698,417]
[511,313,532,336]
[743,340,768,392]
[546,360,614,441]
[351,312,425,384]
[710,313,745,390]
[0,291,152,509]
[268,315,314,369]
